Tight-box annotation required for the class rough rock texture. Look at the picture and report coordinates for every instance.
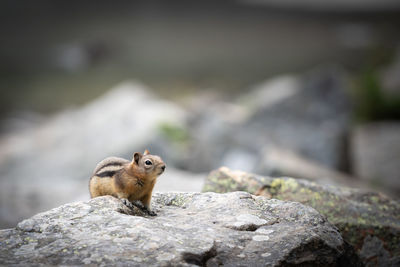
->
[203,167,400,266]
[0,192,360,266]
[351,122,400,198]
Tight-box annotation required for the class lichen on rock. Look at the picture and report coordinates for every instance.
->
[203,167,400,266]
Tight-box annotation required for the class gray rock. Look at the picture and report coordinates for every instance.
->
[184,69,353,173]
[238,69,352,170]
[351,122,400,198]
[181,99,244,173]
[203,167,400,266]
[0,81,187,228]
[0,192,361,266]
[360,235,399,267]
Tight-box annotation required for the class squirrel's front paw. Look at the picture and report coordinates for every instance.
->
[131,200,146,210]
[120,199,156,216]
[121,198,135,210]
[147,210,157,216]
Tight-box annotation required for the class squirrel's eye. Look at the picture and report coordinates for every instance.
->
[144,160,153,166]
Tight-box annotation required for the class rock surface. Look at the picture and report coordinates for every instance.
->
[351,122,400,198]
[203,167,400,266]
[0,192,360,266]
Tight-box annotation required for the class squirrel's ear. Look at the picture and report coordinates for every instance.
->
[133,152,142,165]
[143,149,150,155]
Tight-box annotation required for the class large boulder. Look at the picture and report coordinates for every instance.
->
[0,192,360,266]
[203,167,400,266]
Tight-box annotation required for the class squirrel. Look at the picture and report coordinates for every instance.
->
[89,149,166,216]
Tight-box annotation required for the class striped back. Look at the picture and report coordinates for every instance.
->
[92,157,130,178]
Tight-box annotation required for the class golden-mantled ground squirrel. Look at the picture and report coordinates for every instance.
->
[89,150,166,216]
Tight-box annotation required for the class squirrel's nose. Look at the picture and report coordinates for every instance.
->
[161,165,166,171]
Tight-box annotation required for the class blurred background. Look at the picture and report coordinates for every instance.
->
[1,0,400,228]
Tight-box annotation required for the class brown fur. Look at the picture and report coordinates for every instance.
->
[89,150,165,210]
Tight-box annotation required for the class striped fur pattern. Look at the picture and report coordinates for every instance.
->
[92,157,129,178]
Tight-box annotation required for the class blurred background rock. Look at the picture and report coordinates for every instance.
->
[0,0,399,228]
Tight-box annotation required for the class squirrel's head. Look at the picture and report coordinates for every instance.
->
[131,149,166,177]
